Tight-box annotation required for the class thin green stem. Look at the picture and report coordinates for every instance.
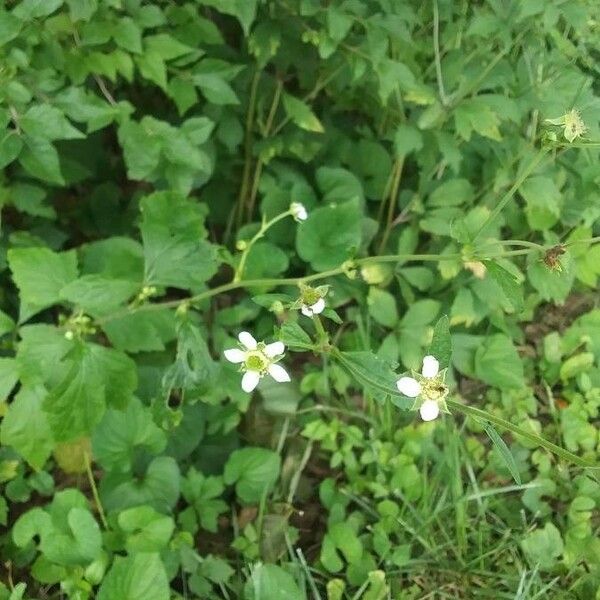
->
[446,399,598,469]
[234,209,294,282]
[433,0,449,106]
[84,452,109,529]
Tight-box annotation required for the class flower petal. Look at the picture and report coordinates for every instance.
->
[241,370,260,393]
[311,298,325,314]
[224,348,246,363]
[264,341,285,358]
[267,363,291,383]
[238,331,257,350]
[301,304,313,317]
[397,376,421,397]
[419,400,440,422]
[421,355,440,378]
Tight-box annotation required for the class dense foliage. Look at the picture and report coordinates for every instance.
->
[0,0,599,598]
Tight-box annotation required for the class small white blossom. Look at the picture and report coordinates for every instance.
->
[224,331,290,392]
[301,297,325,317]
[290,202,308,222]
[396,354,447,422]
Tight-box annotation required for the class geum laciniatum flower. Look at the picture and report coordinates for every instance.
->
[224,331,290,392]
[396,355,449,422]
[293,284,327,317]
[290,201,308,222]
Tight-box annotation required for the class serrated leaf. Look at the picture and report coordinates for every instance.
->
[428,315,451,369]
[484,261,524,312]
[8,247,78,322]
[283,93,324,133]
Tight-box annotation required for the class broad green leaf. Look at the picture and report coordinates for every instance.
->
[97,553,169,600]
[0,10,22,45]
[316,167,364,206]
[0,132,23,168]
[8,247,78,322]
[333,349,411,409]
[44,343,137,441]
[92,397,166,473]
[296,200,362,271]
[394,124,423,156]
[484,261,524,312]
[102,309,176,353]
[519,176,562,231]
[367,287,398,328]
[118,506,174,553]
[100,456,180,514]
[0,358,18,401]
[197,0,258,35]
[278,321,313,351]
[19,136,64,184]
[21,105,84,141]
[283,93,324,133]
[193,74,239,105]
[474,334,524,389]
[1,386,54,471]
[60,275,139,316]
[140,192,219,289]
[521,523,564,570]
[244,564,304,600]
[113,18,142,53]
[429,178,474,207]
[13,0,63,19]
[527,251,575,303]
[224,447,281,504]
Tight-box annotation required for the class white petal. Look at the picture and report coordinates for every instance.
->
[421,355,440,378]
[238,331,257,350]
[311,298,325,314]
[224,348,246,363]
[301,305,313,317]
[241,370,260,393]
[419,400,440,422]
[297,206,308,221]
[264,341,285,358]
[267,363,291,383]
[396,376,422,398]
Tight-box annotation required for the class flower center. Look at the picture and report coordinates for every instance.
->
[245,351,268,372]
[421,379,448,401]
[302,289,321,306]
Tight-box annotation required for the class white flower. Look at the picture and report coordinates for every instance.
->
[546,109,587,143]
[224,331,290,392]
[396,354,446,422]
[301,297,325,317]
[290,202,308,222]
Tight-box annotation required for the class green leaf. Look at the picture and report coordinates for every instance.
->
[8,247,78,322]
[283,93,324,133]
[118,506,174,553]
[0,358,18,401]
[20,105,84,141]
[278,321,313,351]
[97,553,170,600]
[19,136,64,185]
[92,397,166,473]
[483,423,522,485]
[224,447,281,504]
[102,309,176,353]
[519,176,561,231]
[13,0,63,19]
[428,315,452,369]
[527,251,575,304]
[333,349,411,409]
[393,124,423,156]
[1,386,54,471]
[474,334,524,389]
[316,167,364,205]
[197,0,258,35]
[296,200,362,271]
[0,10,22,45]
[113,18,142,53]
[181,468,227,533]
[60,275,139,316]
[0,132,23,168]
[44,343,137,441]
[429,178,474,207]
[100,456,180,514]
[367,287,398,328]
[140,192,219,289]
[521,522,564,570]
[244,564,304,600]
[484,261,524,312]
